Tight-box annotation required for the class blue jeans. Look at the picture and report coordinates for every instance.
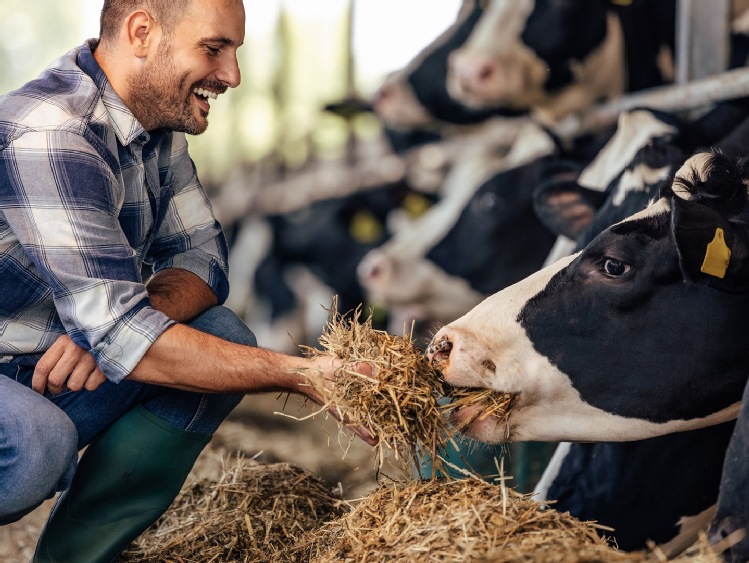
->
[0,306,252,524]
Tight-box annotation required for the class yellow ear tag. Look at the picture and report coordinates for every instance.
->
[700,227,731,279]
[349,210,383,244]
[402,193,432,218]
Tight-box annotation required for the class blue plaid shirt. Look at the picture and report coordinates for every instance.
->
[0,40,230,383]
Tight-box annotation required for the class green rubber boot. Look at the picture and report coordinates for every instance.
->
[33,404,211,563]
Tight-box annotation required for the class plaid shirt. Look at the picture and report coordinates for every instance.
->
[0,40,229,383]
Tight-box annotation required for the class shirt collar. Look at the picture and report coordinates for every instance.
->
[77,39,148,146]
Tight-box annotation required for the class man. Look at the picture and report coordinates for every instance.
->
[0,1,375,561]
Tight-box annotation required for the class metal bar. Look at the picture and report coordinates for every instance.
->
[552,66,749,139]
[676,0,731,84]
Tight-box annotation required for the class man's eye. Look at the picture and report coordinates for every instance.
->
[603,258,629,277]
[206,46,221,56]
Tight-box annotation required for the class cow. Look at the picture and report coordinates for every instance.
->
[372,0,524,134]
[356,121,565,338]
[425,150,749,560]
[446,0,678,123]
[525,103,749,552]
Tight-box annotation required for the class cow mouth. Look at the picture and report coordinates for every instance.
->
[439,384,518,435]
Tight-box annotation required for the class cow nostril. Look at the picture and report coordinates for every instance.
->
[373,83,392,105]
[478,62,494,82]
[428,337,453,365]
[358,253,390,286]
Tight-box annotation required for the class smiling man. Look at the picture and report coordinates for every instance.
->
[0,1,374,562]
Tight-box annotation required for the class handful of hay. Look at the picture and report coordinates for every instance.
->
[299,304,516,475]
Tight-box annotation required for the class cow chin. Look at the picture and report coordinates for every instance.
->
[450,404,511,445]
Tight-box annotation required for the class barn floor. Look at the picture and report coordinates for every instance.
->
[0,393,381,562]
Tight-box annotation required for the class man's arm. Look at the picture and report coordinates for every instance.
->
[33,268,215,394]
[127,323,377,444]
[128,323,313,393]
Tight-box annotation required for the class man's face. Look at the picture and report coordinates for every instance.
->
[128,0,245,134]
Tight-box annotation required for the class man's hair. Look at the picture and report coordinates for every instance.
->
[99,0,187,42]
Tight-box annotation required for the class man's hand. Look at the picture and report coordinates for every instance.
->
[300,355,379,446]
[33,335,107,395]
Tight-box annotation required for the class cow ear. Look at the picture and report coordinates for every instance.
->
[533,177,609,240]
[672,197,749,289]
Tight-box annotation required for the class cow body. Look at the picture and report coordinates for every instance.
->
[709,380,749,563]
[426,151,749,556]
[545,422,735,551]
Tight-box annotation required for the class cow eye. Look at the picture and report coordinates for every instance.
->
[602,258,629,277]
[471,192,505,214]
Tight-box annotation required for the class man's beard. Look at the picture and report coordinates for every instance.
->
[126,41,208,135]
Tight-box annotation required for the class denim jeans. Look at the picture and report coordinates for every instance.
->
[0,306,253,523]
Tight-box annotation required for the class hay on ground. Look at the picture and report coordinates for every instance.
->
[278,477,728,563]
[278,476,626,563]
[118,457,347,563]
[298,303,516,476]
[117,455,728,563]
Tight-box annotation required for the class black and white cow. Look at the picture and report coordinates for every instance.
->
[446,0,677,123]
[356,122,564,336]
[527,104,749,552]
[535,99,749,262]
[373,0,524,133]
[426,150,749,559]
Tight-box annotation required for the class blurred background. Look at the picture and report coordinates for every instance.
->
[0,0,460,184]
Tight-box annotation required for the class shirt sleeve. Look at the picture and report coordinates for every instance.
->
[1,129,174,382]
[147,132,230,304]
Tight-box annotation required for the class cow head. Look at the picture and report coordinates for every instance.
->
[373,0,521,131]
[427,150,749,444]
[446,0,626,122]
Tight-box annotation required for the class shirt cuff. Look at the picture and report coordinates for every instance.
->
[91,305,175,383]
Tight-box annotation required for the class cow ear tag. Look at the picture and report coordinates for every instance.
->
[700,227,731,279]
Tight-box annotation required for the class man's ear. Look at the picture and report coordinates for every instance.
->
[124,10,162,58]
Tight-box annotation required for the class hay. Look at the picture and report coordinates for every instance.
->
[118,457,346,563]
[115,455,728,563]
[298,303,516,476]
[277,476,628,563]
[440,385,518,435]
[278,478,728,563]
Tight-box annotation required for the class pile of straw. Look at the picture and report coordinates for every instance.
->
[117,458,727,563]
[300,304,516,474]
[278,476,628,563]
[118,457,346,563]
[279,478,727,563]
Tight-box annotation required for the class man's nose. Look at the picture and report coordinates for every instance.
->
[218,55,241,88]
